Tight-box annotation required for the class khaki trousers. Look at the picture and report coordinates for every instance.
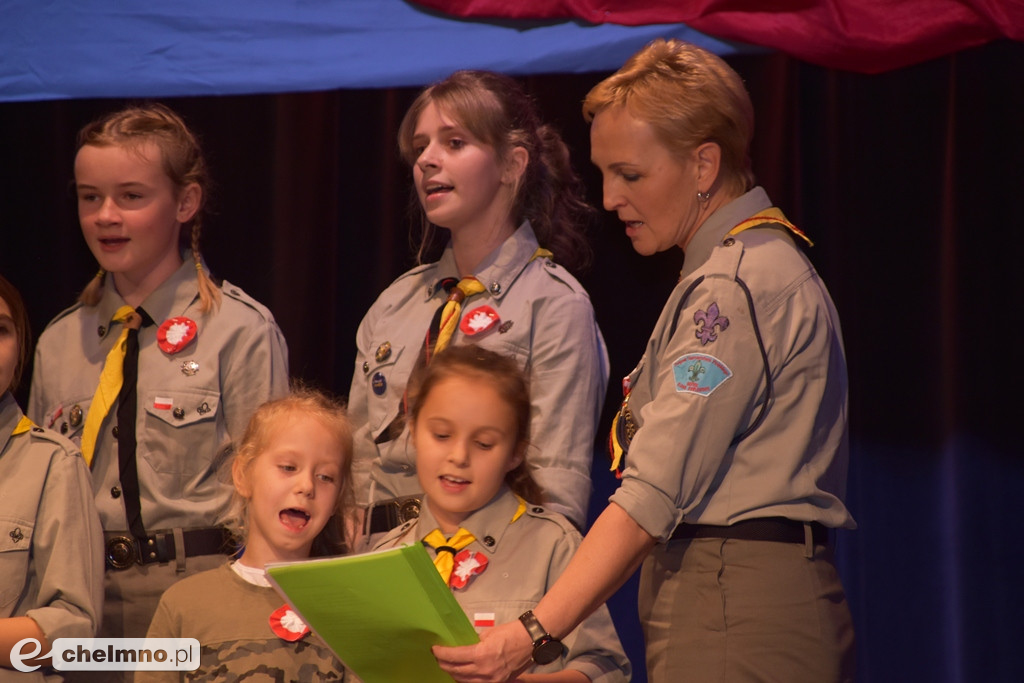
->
[639,535,855,683]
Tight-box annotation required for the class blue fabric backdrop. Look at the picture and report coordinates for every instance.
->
[1,0,759,101]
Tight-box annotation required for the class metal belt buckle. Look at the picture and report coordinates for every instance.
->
[397,497,421,524]
[105,536,139,570]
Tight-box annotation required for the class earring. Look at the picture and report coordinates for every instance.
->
[696,190,712,203]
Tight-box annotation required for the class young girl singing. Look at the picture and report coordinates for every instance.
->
[351,70,608,544]
[139,388,353,681]
[28,103,289,643]
[375,345,630,683]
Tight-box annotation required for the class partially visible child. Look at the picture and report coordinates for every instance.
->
[375,345,630,682]
[0,275,103,681]
[139,388,353,682]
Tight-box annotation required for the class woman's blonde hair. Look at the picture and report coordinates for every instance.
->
[228,386,355,557]
[397,70,595,273]
[76,103,221,312]
[583,38,756,197]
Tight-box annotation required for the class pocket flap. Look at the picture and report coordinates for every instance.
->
[143,389,220,427]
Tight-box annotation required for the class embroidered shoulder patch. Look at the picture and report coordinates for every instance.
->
[672,353,733,396]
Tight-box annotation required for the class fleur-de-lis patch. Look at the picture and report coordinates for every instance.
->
[694,302,729,345]
[10,527,24,543]
[687,359,706,383]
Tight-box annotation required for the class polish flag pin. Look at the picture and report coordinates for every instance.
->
[473,612,496,628]
[449,549,489,589]
[269,604,310,642]
[157,317,198,355]
[460,306,499,336]
[153,396,173,411]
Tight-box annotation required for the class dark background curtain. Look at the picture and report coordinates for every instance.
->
[2,39,1022,682]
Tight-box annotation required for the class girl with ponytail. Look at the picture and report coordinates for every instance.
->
[351,70,608,546]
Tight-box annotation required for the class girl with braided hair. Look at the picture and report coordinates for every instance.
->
[28,103,289,648]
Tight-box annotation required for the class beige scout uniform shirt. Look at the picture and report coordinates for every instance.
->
[377,487,631,682]
[610,187,856,541]
[28,259,289,533]
[350,223,608,528]
[0,392,103,682]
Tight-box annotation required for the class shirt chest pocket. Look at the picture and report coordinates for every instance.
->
[362,342,408,435]
[0,517,33,614]
[139,388,221,479]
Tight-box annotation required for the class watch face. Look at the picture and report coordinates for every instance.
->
[532,637,564,665]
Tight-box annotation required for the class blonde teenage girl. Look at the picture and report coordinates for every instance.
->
[28,103,289,644]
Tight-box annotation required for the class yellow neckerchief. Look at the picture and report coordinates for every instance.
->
[423,496,527,584]
[12,416,33,436]
[608,207,811,474]
[432,248,552,356]
[726,207,814,246]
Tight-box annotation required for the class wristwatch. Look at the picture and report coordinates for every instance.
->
[518,610,565,665]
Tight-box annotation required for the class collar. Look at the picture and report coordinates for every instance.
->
[417,486,522,556]
[424,221,542,304]
[680,186,773,281]
[94,256,208,338]
[232,560,272,587]
[0,392,24,455]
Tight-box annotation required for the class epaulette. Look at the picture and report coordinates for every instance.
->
[530,257,587,295]
[521,503,582,538]
[219,279,278,322]
[25,423,81,456]
[389,261,438,287]
[40,300,85,331]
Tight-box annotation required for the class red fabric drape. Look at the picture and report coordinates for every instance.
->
[409,0,1024,73]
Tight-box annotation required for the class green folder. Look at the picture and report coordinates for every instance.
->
[266,543,478,683]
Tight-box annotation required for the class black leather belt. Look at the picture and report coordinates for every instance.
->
[670,517,830,545]
[367,496,422,535]
[105,528,232,570]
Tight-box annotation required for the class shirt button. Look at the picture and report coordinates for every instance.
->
[112,425,119,439]
[60,422,68,434]
[97,325,106,337]
[489,282,501,295]
[173,408,185,420]
[723,237,736,247]
[111,486,122,499]
[483,536,495,547]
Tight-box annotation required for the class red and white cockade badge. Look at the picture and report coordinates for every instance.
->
[269,603,310,642]
[460,306,499,336]
[449,549,488,590]
[156,316,198,355]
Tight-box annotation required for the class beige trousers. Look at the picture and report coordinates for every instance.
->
[639,535,855,683]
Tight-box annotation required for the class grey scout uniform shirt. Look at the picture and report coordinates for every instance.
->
[377,486,631,683]
[610,187,856,541]
[28,259,289,533]
[0,392,104,681]
[349,222,609,528]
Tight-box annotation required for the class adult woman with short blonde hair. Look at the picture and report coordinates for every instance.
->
[434,39,856,683]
